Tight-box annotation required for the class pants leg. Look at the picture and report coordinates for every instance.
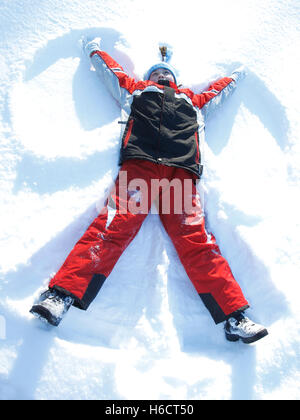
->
[158,166,249,324]
[49,159,154,309]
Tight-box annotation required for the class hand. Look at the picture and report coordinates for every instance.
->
[80,36,102,57]
[231,65,247,81]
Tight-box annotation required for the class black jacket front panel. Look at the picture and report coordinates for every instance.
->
[120,83,201,177]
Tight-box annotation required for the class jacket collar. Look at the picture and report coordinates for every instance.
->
[156,79,177,89]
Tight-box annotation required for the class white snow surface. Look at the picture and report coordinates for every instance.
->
[1,0,300,400]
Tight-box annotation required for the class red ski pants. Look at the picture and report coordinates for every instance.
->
[49,159,249,323]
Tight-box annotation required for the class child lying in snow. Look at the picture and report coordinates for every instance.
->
[30,38,268,344]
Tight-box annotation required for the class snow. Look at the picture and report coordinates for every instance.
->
[1,0,300,400]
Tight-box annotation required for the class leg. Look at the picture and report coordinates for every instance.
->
[158,167,249,324]
[49,159,153,310]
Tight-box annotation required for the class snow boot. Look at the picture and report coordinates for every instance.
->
[224,313,268,344]
[30,289,74,326]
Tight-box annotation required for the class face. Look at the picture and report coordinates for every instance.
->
[149,68,175,83]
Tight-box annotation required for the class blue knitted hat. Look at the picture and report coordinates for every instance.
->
[144,62,178,85]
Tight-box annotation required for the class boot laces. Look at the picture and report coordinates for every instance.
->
[236,317,256,333]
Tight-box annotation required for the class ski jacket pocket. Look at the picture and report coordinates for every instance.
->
[194,130,200,164]
[123,118,134,148]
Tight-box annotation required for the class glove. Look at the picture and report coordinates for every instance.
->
[80,36,102,57]
[230,65,247,82]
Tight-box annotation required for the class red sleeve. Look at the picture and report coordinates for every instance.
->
[90,50,137,94]
[193,77,234,109]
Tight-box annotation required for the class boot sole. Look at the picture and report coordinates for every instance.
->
[225,328,268,344]
[30,305,60,327]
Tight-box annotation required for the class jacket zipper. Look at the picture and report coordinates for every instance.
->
[157,92,165,161]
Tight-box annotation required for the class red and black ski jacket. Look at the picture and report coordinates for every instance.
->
[90,49,245,178]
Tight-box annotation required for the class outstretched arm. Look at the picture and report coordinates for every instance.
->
[82,37,136,106]
[195,66,247,120]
